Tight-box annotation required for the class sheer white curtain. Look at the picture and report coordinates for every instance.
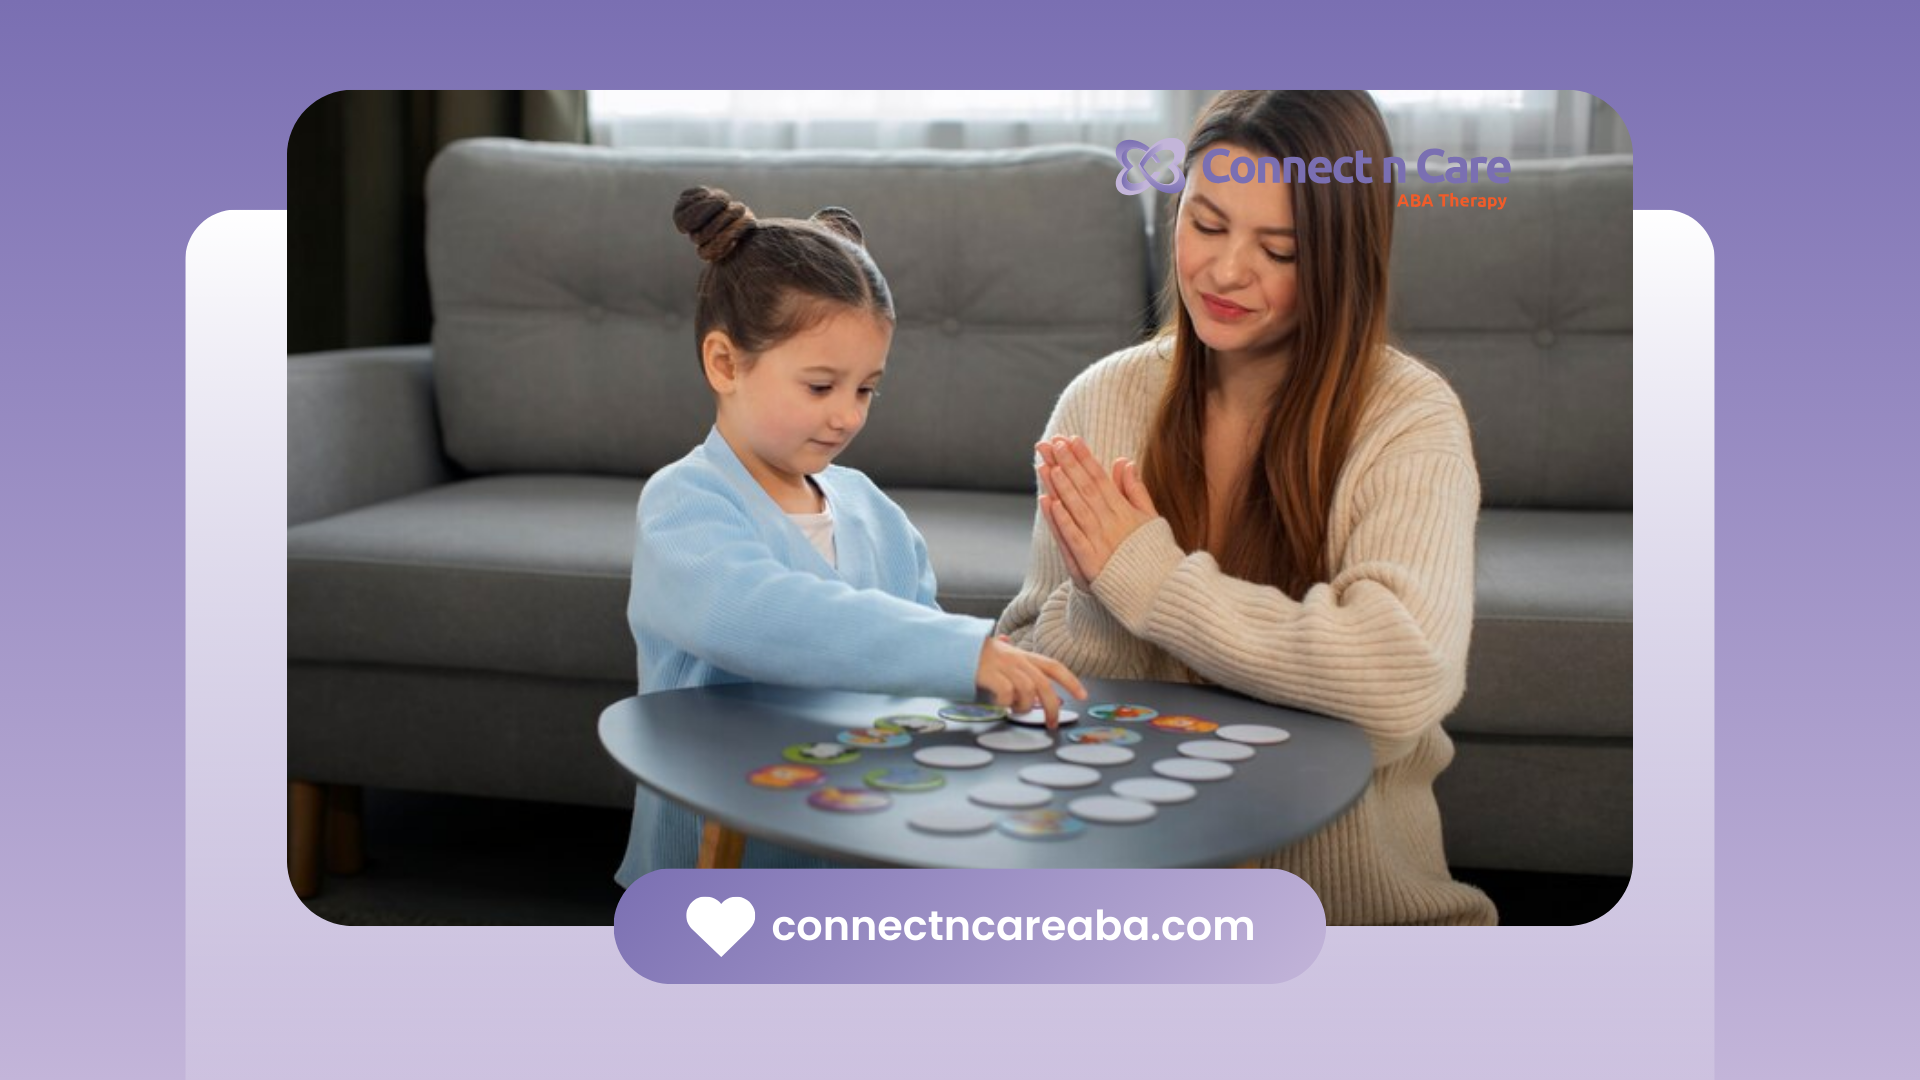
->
[590,90,1210,151]
[1372,90,1628,158]
[589,90,1626,158]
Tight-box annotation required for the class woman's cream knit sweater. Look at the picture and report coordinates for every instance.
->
[997,338,1498,926]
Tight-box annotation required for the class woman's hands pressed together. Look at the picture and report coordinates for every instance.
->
[1036,435,1162,588]
[973,434,1161,734]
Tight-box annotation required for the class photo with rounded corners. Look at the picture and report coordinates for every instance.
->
[286,89,1632,928]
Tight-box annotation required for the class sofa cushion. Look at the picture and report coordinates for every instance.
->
[1453,509,1632,739]
[290,663,642,809]
[292,476,1627,741]
[288,476,1040,684]
[1436,736,1631,876]
[290,475,642,683]
[425,140,1152,493]
[888,489,1039,620]
[1390,156,1633,511]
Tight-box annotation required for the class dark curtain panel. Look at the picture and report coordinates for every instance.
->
[288,90,587,354]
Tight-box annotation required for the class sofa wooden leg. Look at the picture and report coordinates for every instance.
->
[289,781,325,899]
[325,784,364,876]
[697,820,747,869]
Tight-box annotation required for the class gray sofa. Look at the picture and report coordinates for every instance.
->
[289,139,1630,889]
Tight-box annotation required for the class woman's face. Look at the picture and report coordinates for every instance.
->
[1174,143,1301,365]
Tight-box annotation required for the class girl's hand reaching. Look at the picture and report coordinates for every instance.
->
[975,634,1086,733]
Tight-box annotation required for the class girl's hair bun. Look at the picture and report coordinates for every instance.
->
[674,186,756,263]
[809,206,865,246]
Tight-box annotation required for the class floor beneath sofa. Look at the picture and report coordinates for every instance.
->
[298,788,1627,927]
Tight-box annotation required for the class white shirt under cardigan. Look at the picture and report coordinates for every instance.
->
[615,426,993,884]
[787,495,837,568]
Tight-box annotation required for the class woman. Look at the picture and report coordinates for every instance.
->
[998,90,1496,925]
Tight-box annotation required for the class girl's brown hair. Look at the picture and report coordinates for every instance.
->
[672,186,892,365]
[1141,90,1396,599]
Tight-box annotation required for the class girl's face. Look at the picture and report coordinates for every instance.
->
[1174,143,1301,366]
[708,307,891,492]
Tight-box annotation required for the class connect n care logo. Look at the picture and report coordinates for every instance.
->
[1115,139,1516,198]
[1115,138,1188,195]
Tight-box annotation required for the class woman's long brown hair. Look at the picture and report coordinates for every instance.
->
[1141,90,1396,599]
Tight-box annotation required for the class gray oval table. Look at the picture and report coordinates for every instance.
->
[598,678,1372,869]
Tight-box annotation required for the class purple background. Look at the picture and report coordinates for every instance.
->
[615,869,1326,982]
[5,4,1907,1076]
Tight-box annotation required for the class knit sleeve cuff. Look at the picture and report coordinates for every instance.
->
[1089,518,1186,637]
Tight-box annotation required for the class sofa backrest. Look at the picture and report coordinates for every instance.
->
[425,139,1152,492]
[1389,155,1632,510]
[428,139,1630,509]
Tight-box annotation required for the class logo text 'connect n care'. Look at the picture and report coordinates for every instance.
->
[1115,139,1514,195]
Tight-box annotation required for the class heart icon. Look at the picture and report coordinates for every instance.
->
[685,896,755,957]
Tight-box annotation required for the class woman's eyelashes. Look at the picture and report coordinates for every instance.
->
[1190,218,1295,263]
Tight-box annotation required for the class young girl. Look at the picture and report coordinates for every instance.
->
[1001,91,1498,925]
[615,187,1084,883]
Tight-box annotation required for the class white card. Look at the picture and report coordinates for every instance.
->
[977,729,1053,753]
[1216,724,1291,745]
[1176,740,1255,762]
[1055,743,1135,767]
[1018,763,1103,789]
[908,805,997,834]
[914,746,994,770]
[968,781,1053,809]
[1006,707,1081,727]
[1112,777,1197,804]
[1068,795,1157,824]
[1152,757,1233,782]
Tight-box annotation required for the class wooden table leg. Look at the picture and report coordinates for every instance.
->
[325,784,364,875]
[289,781,325,898]
[698,820,747,869]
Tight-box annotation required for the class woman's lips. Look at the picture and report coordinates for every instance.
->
[1201,293,1253,321]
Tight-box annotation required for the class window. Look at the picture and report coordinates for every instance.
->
[587,90,1625,158]
[589,90,1157,122]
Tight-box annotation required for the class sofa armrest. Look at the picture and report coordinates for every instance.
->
[289,346,455,526]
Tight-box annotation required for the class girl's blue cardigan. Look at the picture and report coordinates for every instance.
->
[616,427,992,881]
